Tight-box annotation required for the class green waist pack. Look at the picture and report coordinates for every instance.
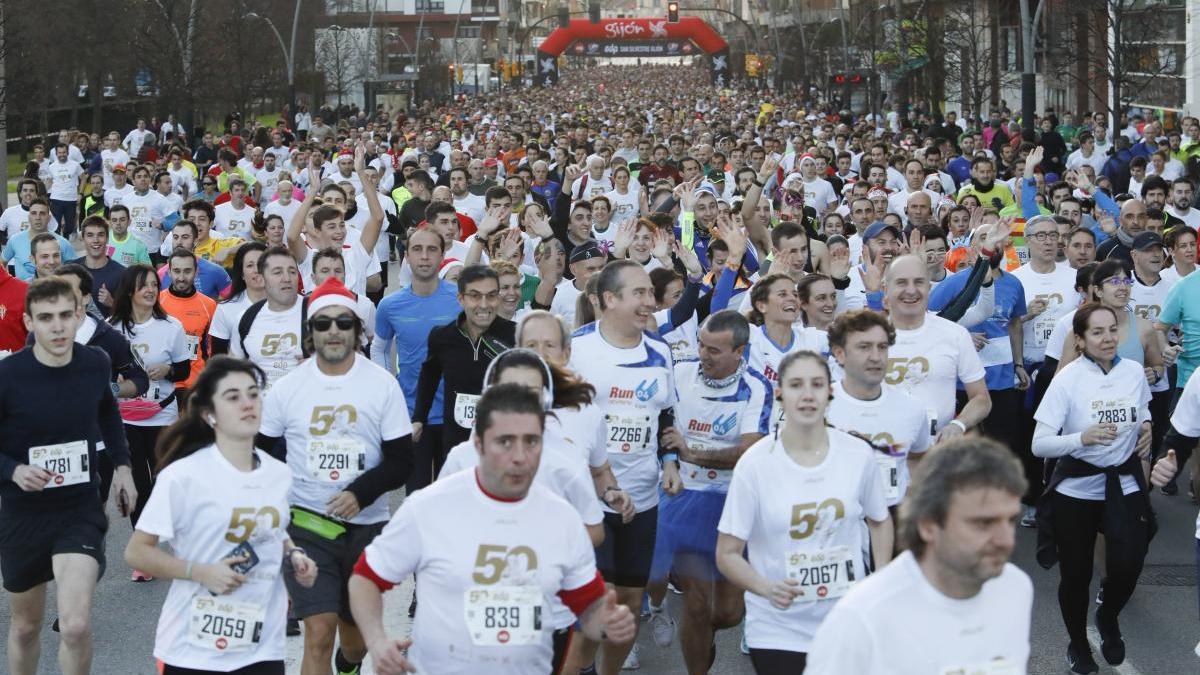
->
[291,507,346,540]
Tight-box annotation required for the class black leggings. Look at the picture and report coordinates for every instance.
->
[124,424,161,526]
[749,648,807,673]
[1052,491,1149,647]
[163,661,284,675]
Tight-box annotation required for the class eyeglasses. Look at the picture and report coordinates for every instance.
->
[1102,277,1134,287]
[1028,231,1061,242]
[309,315,356,332]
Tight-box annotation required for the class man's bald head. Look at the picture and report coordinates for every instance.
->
[1119,198,1148,236]
[431,185,453,203]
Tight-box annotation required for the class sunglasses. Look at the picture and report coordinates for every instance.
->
[309,315,356,332]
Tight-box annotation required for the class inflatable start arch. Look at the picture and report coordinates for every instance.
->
[536,17,730,87]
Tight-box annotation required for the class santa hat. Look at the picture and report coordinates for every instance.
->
[307,277,358,315]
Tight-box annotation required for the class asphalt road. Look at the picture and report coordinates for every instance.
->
[1,483,1198,674]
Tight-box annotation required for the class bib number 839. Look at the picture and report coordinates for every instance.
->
[485,605,522,629]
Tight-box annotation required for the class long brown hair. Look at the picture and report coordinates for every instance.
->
[155,356,266,470]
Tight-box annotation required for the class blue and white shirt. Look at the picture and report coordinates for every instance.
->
[673,360,772,493]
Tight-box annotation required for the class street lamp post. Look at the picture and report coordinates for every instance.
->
[247,1,303,130]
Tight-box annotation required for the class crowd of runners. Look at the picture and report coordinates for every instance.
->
[3,63,1200,675]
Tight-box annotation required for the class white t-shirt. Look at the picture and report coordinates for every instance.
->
[360,470,600,675]
[717,431,888,652]
[453,192,487,225]
[229,297,305,390]
[801,178,837,214]
[208,290,253,342]
[1034,356,1151,499]
[114,316,191,427]
[1160,264,1195,287]
[299,239,375,297]
[550,278,584,329]
[255,167,283,202]
[104,183,134,208]
[889,315,987,433]
[168,165,197,197]
[1165,206,1200,230]
[1011,262,1080,364]
[673,360,773,492]
[545,403,608,475]
[571,174,613,200]
[826,381,932,506]
[747,324,826,427]
[100,148,131,187]
[806,551,1033,675]
[214,201,255,240]
[260,354,412,524]
[263,199,302,229]
[137,445,292,671]
[123,189,173,250]
[604,187,640,225]
[0,205,59,237]
[440,438,603,631]
[1045,307,1078,364]
[47,160,84,202]
[653,309,698,363]
[570,323,677,512]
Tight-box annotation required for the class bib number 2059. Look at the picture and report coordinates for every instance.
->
[187,597,264,652]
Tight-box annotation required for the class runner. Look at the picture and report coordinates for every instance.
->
[229,246,306,390]
[651,310,771,672]
[258,277,414,675]
[412,264,515,455]
[2,197,76,281]
[1,276,137,675]
[746,273,824,428]
[107,204,153,268]
[208,242,267,356]
[570,259,679,674]
[157,249,217,406]
[1033,302,1163,673]
[807,437,1034,673]
[107,263,192,580]
[715,350,892,672]
[123,356,318,675]
[349,384,637,675]
[158,221,233,300]
[825,309,931,510]
[371,226,462,491]
[77,215,127,316]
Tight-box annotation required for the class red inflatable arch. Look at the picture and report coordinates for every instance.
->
[536,17,730,86]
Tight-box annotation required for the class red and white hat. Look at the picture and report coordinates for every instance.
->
[308,277,358,315]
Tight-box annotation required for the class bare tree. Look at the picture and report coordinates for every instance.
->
[318,27,367,108]
[942,2,1013,118]
[1048,0,1189,121]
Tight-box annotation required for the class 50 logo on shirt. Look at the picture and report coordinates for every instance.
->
[789,498,845,540]
[884,357,929,386]
[471,544,540,585]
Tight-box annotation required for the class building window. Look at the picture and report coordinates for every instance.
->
[457,25,481,38]
[416,27,435,41]
[416,0,444,12]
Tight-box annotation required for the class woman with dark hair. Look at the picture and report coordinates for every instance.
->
[208,243,267,356]
[716,351,892,673]
[124,356,317,675]
[108,264,193,582]
[1033,303,1175,672]
[746,273,824,427]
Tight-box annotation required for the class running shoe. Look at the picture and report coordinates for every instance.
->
[1019,505,1036,528]
[648,605,675,647]
[622,643,641,670]
[1066,642,1099,674]
[131,570,153,582]
[1095,608,1125,665]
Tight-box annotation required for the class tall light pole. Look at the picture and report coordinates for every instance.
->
[247,1,303,130]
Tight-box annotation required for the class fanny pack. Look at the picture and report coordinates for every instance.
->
[290,506,346,540]
[119,391,178,422]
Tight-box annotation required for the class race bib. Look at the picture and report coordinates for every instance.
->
[306,438,366,482]
[1089,397,1136,431]
[604,412,652,455]
[186,334,201,360]
[784,545,855,602]
[187,596,264,652]
[463,586,543,646]
[29,441,89,488]
[977,336,1013,368]
[939,659,1022,675]
[1032,316,1056,349]
[454,393,480,429]
[875,454,901,501]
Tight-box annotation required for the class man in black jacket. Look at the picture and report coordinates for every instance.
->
[412,265,515,457]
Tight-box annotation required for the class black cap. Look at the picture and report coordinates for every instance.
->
[1131,231,1164,251]
[569,240,606,265]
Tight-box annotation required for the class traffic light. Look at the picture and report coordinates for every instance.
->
[589,1,600,23]
[829,73,864,85]
[668,1,679,22]
[558,6,569,28]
